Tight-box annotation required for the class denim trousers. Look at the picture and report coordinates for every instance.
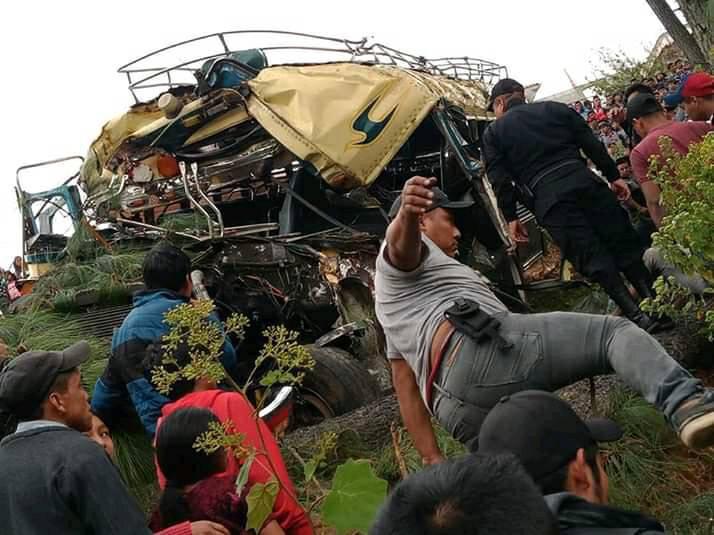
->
[431,311,702,447]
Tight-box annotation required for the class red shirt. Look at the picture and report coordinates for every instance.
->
[630,121,713,184]
[157,390,313,535]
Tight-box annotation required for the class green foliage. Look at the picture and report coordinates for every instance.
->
[28,252,145,311]
[0,310,107,357]
[193,419,254,461]
[589,47,665,96]
[642,135,714,339]
[254,326,315,390]
[150,300,248,395]
[113,430,158,514]
[246,478,280,532]
[603,387,714,533]
[321,460,388,535]
[304,432,338,484]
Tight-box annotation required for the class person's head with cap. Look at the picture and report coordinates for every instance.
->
[626,92,666,140]
[681,71,714,122]
[478,390,623,506]
[388,184,473,258]
[0,341,92,437]
[370,452,559,535]
[488,78,525,119]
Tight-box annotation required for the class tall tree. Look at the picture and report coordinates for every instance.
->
[645,0,711,66]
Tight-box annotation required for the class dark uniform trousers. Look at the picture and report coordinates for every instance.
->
[533,165,646,293]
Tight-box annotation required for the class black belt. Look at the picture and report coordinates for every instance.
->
[526,159,583,191]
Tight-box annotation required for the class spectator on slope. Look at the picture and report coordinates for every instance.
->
[681,71,714,124]
[152,407,285,535]
[91,242,239,436]
[0,343,228,535]
[628,93,713,227]
[146,341,313,535]
[615,156,655,249]
[370,453,559,535]
[478,391,665,534]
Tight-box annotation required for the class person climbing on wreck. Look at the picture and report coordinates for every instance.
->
[375,175,714,462]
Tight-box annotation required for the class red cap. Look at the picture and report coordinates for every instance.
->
[681,72,714,98]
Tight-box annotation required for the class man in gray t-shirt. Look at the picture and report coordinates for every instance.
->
[376,175,714,465]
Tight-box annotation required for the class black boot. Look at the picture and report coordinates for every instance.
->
[623,263,675,331]
[597,274,661,332]
[623,262,655,300]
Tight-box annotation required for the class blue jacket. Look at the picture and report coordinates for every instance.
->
[91,290,238,435]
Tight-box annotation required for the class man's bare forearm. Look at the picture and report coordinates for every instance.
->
[391,359,443,464]
[385,210,423,271]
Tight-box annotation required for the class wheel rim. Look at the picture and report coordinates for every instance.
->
[293,389,335,427]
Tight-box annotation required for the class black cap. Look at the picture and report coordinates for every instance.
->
[0,341,91,418]
[487,78,525,112]
[626,93,663,121]
[388,187,474,219]
[478,390,622,482]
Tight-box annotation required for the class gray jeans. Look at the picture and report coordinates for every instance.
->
[432,311,702,447]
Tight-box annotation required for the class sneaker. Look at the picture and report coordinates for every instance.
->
[673,391,714,449]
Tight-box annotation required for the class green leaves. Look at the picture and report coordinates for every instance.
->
[235,454,254,496]
[150,300,249,395]
[321,459,388,535]
[246,477,280,532]
[643,135,714,340]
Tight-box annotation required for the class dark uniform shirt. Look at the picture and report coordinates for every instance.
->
[482,100,619,221]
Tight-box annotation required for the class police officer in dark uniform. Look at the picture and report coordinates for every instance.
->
[482,79,660,331]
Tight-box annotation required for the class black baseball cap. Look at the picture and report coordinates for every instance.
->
[388,187,474,219]
[0,341,90,418]
[626,93,663,121]
[487,78,525,112]
[478,390,622,482]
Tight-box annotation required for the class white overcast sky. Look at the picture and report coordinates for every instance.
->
[0,0,666,268]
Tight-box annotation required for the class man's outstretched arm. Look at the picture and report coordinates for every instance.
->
[391,358,444,465]
[385,176,436,271]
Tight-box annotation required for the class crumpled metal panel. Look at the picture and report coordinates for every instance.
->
[246,63,438,190]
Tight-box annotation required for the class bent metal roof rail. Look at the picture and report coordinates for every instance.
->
[117,30,508,102]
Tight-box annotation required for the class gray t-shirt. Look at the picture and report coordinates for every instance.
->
[375,235,507,400]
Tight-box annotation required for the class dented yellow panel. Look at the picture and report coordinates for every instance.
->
[246,63,438,189]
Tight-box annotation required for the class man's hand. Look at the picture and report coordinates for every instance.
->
[610,179,631,202]
[399,176,437,216]
[507,220,529,254]
[190,521,230,535]
[391,359,444,466]
[384,176,437,271]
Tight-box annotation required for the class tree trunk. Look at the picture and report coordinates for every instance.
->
[646,0,711,66]
[678,0,714,58]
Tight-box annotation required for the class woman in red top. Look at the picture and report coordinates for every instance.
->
[147,343,313,535]
[152,407,284,535]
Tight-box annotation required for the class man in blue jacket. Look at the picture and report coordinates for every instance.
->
[91,242,237,436]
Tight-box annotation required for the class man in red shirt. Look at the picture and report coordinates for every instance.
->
[681,72,714,124]
[628,93,712,227]
[147,343,313,535]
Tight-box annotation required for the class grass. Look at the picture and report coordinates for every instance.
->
[604,387,714,534]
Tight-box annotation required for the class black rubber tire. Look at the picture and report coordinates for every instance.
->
[299,344,382,418]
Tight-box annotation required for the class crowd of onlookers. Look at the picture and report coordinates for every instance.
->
[567,58,694,160]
